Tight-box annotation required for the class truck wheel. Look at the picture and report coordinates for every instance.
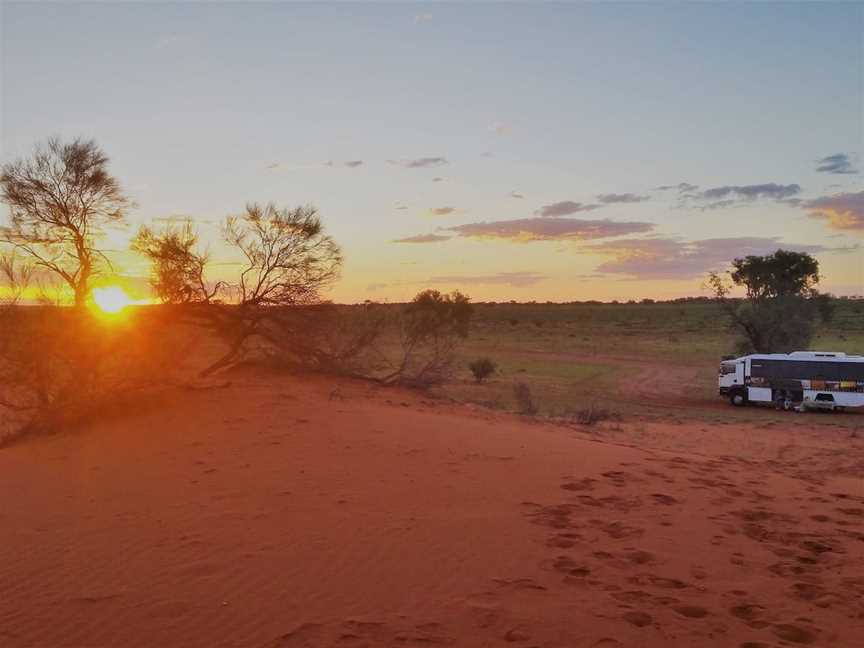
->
[730,392,747,407]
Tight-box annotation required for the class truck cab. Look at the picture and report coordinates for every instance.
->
[718,358,747,405]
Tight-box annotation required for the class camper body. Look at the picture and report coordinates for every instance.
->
[718,351,864,410]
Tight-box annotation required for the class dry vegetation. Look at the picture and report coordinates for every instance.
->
[2,137,862,442]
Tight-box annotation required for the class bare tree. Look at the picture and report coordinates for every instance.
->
[0,137,131,307]
[134,202,343,375]
[0,252,34,306]
[224,203,342,307]
[132,221,217,304]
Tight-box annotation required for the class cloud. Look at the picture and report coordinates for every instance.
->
[536,201,602,217]
[596,193,648,204]
[326,160,363,168]
[444,217,654,242]
[584,236,836,279]
[392,234,452,243]
[816,153,858,175]
[387,157,448,168]
[414,13,433,24]
[698,183,801,202]
[428,207,456,216]
[424,272,546,287]
[656,182,698,193]
[510,191,525,199]
[432,176,445,183]
[266,163,281,170]
[805,191,864,230]
[394,202,408,211]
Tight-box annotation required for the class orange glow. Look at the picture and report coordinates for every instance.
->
[91,286,135,315]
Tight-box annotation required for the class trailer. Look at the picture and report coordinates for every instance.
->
[718,351,864,410]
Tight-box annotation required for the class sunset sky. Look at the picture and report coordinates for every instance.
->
[2,1,863,303]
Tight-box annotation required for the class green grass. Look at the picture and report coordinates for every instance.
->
[433,299,864,423]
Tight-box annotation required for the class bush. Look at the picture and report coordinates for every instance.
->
[468,357,497,383]
[0,306,196,442]
[513,381,537,415]
[573,404,621,426]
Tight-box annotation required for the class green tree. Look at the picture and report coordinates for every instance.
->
[729,249,820,300]
[708,249,832,354]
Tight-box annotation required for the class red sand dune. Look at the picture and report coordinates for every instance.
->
[1,370,863,647]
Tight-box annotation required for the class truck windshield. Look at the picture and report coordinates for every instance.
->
[719,362,736,375]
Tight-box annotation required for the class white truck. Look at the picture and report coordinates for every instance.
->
[718,351,864,411]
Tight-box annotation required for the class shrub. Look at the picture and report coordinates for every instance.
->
[513,381,537,415]
[468,357,497,383]
[0,305,197,443]
[573,404,621,426]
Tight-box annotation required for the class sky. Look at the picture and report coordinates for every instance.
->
[1,1,863,303]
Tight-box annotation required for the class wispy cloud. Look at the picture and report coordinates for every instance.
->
[698,183,801,202]
[414,13,433,25]
[424,272,545,287]
[392,233,452,243]
[510,191,525,199]
[428,207,456,216]
[387,157,448,169]
[816,153,858,175]
[394,202,409,211]
[805,191,864,230]
[536,201,602,217]
[326,160,364,168]
[584,236,838,279]
[656,182,698,193]
[444,217,653,242]
[596,193,648,204]
[432,176,445,183]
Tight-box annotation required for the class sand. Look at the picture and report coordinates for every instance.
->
[1,370,863,647]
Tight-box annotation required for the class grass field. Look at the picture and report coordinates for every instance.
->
[435,300,864,424]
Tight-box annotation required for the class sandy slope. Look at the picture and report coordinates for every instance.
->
[1,370,863,647]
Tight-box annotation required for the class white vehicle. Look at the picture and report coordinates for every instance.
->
[718,351,864,410]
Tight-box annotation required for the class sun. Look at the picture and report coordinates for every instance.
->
[91,286,134,315]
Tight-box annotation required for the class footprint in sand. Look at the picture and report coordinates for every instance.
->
[672,604,709,619]
[561,478,596,491]
[551,556,591,578]
[546,532,581,548]
[772,623,817,644]
[729,603,770,629]
[628,573,688,590]
[269,622,326,647]
[622,611,653,627]
[592,520,644,540]
[650,493,678,505]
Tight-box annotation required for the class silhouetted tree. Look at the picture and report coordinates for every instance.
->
[0,253,34,306]
[0,138,131,307]
[380,289,473,386]
[729,249,820,299]
[707,249,831,354]
[132,221,217,304]
[135,203,343,375]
